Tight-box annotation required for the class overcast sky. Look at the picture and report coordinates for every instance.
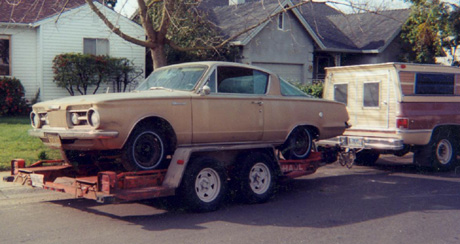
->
[114,0,138,17]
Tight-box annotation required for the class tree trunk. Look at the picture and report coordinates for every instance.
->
[150,45,167,70]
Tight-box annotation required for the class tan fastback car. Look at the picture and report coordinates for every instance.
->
[29,61,348,171]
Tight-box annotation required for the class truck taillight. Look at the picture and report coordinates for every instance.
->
[396,118,409,129]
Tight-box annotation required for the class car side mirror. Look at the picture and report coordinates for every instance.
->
[199,85,211,96]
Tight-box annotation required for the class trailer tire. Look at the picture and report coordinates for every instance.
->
[234,152,277,204]
[281,127,313,160]
[179,157,227,212]
[121,125,167,171]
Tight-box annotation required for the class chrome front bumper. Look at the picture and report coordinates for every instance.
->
[317,136,404,151]
[29,128,119,140]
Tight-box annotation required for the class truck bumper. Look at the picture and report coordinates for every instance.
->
[317,136,404,151]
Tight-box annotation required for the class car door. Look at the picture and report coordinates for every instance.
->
[191,66,269,144]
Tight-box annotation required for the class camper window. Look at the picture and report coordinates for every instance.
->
[415,73,455,95]
[334,84,348,106]
[363,82,380,107]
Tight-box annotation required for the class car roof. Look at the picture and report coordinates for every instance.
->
[157,61,274,75]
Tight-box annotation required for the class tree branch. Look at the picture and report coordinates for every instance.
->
[84,0,153,48]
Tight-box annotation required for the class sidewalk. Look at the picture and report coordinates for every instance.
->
[0,171,71,206]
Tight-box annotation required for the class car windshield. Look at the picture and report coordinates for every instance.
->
[136,65,207,91]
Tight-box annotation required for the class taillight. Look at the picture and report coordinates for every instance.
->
[396,118,409,129]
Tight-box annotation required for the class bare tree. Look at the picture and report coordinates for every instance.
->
[85,0,362,69]
[3,0,408,69]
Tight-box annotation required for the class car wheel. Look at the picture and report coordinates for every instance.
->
[354,150,380,166]
[281,127,313,160]
[234,152,277,204]
[178,157,227,212]
[121,125,167,171]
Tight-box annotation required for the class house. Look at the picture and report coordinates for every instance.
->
[199,0,410,83]
[0,0,145,101]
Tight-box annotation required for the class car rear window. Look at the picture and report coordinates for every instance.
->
[363,82,379,107]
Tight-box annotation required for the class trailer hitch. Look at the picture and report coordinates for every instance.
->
[337,148,358,169]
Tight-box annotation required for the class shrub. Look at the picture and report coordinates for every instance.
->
[53,53,142,96]
[296,81,324,98]
[0,77,30,116]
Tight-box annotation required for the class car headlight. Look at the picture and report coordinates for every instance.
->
[71,112,80,125]
[87,109,100,128]
[30,112,42,129]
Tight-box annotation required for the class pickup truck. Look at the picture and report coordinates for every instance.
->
[318,62,460,171]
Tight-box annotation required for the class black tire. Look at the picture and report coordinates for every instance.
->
[121,125,168,171]
[354,150,380,166]
[234,152,277,204]
[281,127,313,160]
[178,157,227,212]
[414,132,458,171]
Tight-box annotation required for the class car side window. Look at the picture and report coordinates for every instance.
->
[206,70,217,93]
[415,73,455,95]
[280,78,308,97]
[216,66,268,94]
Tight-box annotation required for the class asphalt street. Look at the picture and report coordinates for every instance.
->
[1,154,459,244]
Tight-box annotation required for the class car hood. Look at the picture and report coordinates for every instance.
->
[34,90,193,109]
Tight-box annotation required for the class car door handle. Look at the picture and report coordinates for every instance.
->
[252,101,264,106]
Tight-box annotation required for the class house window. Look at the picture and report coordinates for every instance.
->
[83,38,109,55]
[216,66,268,94]
[363,82,380,107]
[334,84,348,106]
[415,73,455,95]
[0,36,10,76]
[278,12,285,30]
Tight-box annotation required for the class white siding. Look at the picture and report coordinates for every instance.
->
[0,26,38,102]
[38,4,145,101]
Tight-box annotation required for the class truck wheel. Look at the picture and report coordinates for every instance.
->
[281,127,313,160]
[121,125,167,171]
[354,150,380,166]
[235,152,277,204]
[414,132,458,171]
[179,157,227,212]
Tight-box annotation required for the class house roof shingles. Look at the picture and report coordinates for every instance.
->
[201,0,410,53]
[0,0,89,24]
[200,0,284,43]
[326,8,411,51]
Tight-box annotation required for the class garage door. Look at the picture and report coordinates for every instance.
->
[252,62,304,83]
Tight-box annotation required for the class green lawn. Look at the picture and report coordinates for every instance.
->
[0,116,61,171]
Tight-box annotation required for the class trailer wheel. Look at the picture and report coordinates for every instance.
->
[235,152,277,204]
[179,157,227,212]
[121,125,167,171]
[415,132,458,171]
[281,127,313,160]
